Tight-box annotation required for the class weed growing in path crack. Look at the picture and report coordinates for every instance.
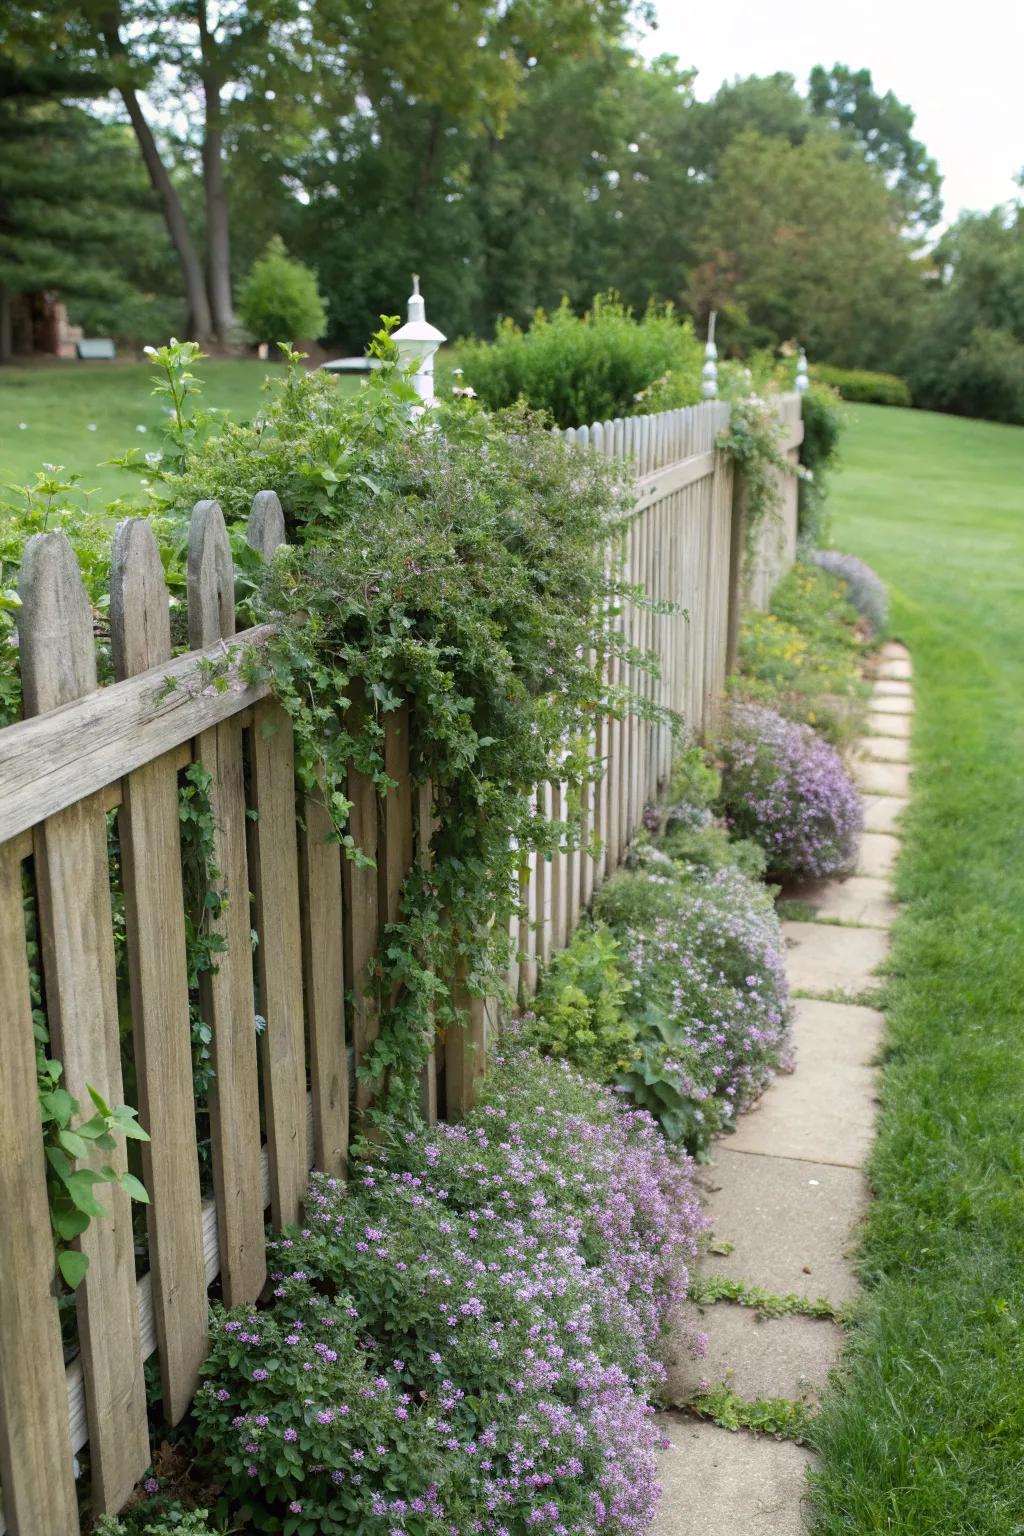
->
[687,1386,815,1442]
[690,1274,845,1322]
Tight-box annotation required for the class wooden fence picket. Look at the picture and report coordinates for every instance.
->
[0,842,81,1536]
[110,518,207,1425]
[19,532,150,1513]
[342,689,380,1119]
[247,501,308,1230]
[188,500,266,1307]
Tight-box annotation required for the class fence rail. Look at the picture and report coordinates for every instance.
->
[0,392,800,1535]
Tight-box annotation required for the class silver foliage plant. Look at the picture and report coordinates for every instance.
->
[812,549,888,636]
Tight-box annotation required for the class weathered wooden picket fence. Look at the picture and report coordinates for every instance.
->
[0,392,801,1535]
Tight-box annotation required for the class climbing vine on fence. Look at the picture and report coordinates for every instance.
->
[717,393,791,566]
[163,332,673,1119]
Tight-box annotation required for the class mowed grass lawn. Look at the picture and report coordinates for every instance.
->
[809,404,1024,1534]
[0,358,357,505]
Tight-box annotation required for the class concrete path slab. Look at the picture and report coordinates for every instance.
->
[870,694,913,716]
[699,1148,866,1303]
[727,999,883,1167]
[873,678,912,698]
[782,920,889,995]
[879,641,910,663]
[855,757,911,796]
[856,830,898,877]
[857,735,910,764]
[867,711,911,739]
[666,1303,843,1404]
[781,874,896,927]
[655,1418,814,1536]
[862,796,908,836]
[875,658,912,681]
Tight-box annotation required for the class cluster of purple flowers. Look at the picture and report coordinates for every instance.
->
[810,549,888,636]
[614,864,791,1146]
[194,1048,707,1536]
[718,701,862,878]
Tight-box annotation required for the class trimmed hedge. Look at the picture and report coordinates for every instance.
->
[812,364,912,408]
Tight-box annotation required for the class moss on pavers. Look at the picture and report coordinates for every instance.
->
[728,998,883,1167]
[854,757,911,796]
[781,874,896,928]
[654,1417,813,1536]
[862,795,909,836]
[698,1148,866,1304]
[665,1302,842,1406]
[782,920,889,996]
[867,710,911,739]
[856,830,899,877]
[857,734,910,764]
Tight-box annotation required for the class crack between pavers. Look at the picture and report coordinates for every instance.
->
[722,1145,865,1172]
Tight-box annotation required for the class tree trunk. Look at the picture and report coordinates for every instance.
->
[0,286,12,365]
[100,23,214,342]
[198,2,235,343]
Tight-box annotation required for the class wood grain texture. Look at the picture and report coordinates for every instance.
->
[0,845,81,1536]
[111,519,207,1425]
[445,961,486,1119]
[0,628,273,846]
[250,699,308,1228]
[189,502,266,1306]
[19,532,150,1514]
[413,778,440,1122]
[342,698,380,1119]
[299,776,348,1178]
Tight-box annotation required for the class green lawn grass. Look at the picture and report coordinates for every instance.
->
[0,359,357,505]
[808,403,1024,1534]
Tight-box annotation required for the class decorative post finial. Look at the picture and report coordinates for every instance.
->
[393,273,446,410]
[702,309,719,400]
[795,347,809,393]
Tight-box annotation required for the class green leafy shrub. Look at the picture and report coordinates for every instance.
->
[237,236,328,347]
[457,293,703,428]
[797,383,844,545]
[812,364,912,407]
[166,339,642,1120]
[523,921,636,1077]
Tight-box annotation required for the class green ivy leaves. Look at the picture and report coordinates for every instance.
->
[39,1070,151,1289]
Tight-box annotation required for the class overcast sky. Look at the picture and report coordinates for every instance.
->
[636,0,1023,226]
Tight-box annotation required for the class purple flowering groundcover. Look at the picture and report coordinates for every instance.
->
[193,1047,708,1536]
[718,702,862,879]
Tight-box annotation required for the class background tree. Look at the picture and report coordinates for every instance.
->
[693,130,921,366]
[0,57,180,360]
[237,235,327,346]
[808,64,943,231]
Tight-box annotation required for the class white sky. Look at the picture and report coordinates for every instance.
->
[637,0,1023,225]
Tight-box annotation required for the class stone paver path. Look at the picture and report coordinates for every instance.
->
[655,641,911,1534]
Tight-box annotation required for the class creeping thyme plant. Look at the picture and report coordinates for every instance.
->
[526,750,792,1154]
[193,1045,706,1536]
